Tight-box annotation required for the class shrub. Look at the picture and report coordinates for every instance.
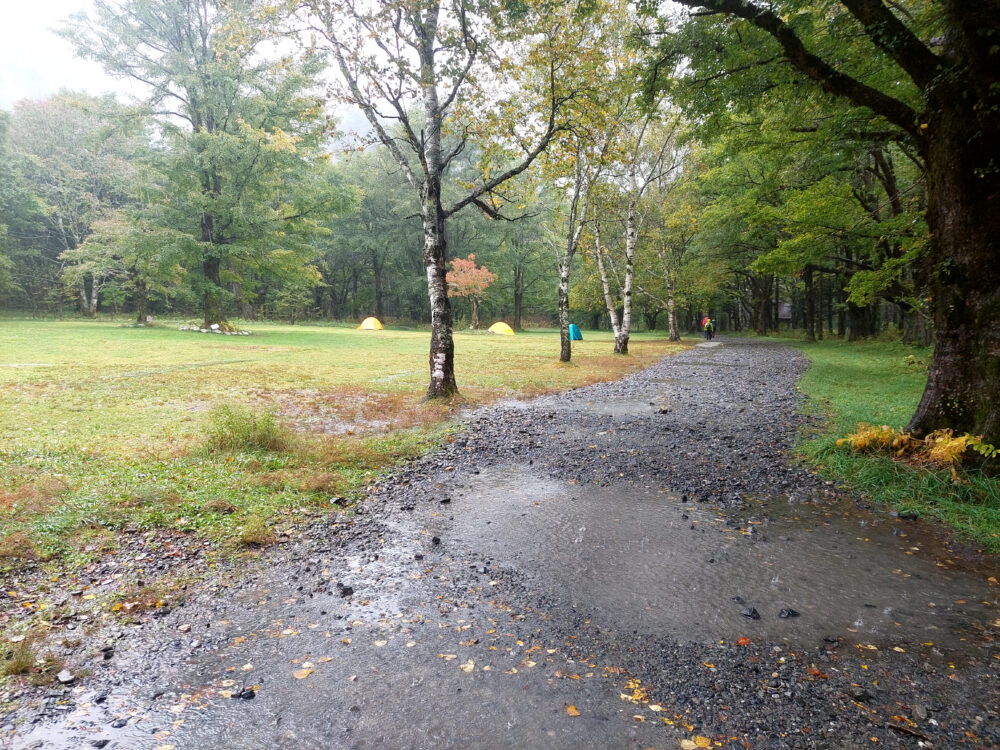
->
[2,639,37,676]
[205,405,288,453]
[238,515,273,547]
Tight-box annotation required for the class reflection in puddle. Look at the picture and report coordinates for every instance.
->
[448,466,997,653]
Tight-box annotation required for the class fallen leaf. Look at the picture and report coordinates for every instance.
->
[736,637,750,646]
[694,736,712,748]
[240,664,253,672]
[293,669,312,679]
[374,640,387,647]
[566,705,581,717]
[459,659,475,673]
[680,741,698,750]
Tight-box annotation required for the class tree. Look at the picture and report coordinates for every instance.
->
[304,0,571,397]
[648,0,1000,442]
[8,93,148,316]
[65,0,341,327]
[447,253,496,329]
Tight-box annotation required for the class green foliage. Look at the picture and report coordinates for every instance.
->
[205,405,289,453]
[796,339,1000,552]
[238,515,273,547]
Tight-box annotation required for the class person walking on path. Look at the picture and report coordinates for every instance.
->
[704,317,715,340]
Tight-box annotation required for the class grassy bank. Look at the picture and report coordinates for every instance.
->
[0,319,687,565]
[793,338,1000,552]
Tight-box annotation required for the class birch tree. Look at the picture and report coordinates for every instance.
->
[303,0,571,397]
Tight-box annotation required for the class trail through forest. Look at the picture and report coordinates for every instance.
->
[7,339,999,750]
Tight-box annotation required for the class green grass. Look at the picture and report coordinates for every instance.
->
[0,319,688,564]
[793,337,1000,552]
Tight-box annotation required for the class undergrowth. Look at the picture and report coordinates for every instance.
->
[794,338,1000,552]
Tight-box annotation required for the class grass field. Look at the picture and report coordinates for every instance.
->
[0,319,687,565]
[793,337,1000,552]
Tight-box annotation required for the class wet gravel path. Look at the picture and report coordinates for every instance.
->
[3,337,998,749]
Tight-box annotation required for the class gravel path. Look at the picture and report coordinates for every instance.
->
[4,337,998,750]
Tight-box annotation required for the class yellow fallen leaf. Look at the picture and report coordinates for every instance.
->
[680,741,698,750]
[219,690,232,699]
[220,679,236,687]
[566,705,581,717]
[459,659,475,673]
[318,656,333,663]
[240,663,253,671]
[374,640,387,647]
[293,669,312,679]
[648,704,663,712]
[438,653,458,661]
[694,737,711,748]
[342,638,352,645]
[82,594,96,600]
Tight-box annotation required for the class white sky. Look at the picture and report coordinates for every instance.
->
[0,0,133,110]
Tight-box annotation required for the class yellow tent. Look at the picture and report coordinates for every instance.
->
[488,321,515,336]
[358,316,383,330]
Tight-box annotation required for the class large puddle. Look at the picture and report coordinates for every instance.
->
[445,466,998,653]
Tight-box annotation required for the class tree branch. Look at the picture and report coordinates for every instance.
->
[673,0,920,138]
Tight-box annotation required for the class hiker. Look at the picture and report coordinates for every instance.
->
[704,317,715,340]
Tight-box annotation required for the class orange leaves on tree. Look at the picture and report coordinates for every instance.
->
[446,254,496,299]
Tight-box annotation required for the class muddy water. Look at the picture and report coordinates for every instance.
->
[446,466,997,652]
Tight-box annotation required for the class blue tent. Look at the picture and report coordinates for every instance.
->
[569,323,583,341]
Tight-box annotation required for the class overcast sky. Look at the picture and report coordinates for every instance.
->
[0,0,135,110]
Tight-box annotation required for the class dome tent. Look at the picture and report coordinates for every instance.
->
[487,321,515,336]
[358,317,383,330]
[569,323,582,341]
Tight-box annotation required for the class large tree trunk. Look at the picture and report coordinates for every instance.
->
[803,265,815,342]
[594,219,621,341]
[201,208,226,327]
[557,250,573,362]
[135,282,149,323]
[422,187,457,398]
[906,107,1000,442]
[470,296,480,330]
[667,283,679,341]
[512,265,524,331]
[203,253,224,328]
[615,198,637,355]
[372,248,385,321]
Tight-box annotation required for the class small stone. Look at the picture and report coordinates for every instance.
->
[337,583,354,598]
[238,687,256,700]
[177,624,191,633]
[111,718,128,728]
[778,608,800,619]
[91,740,110,748]
[740,607,761,620]
[848,687,872,702]
[432,536,441,545]
[56,670,75,685]
[912,703,928,721]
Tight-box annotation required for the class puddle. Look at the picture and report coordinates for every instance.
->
[446,466,998,652]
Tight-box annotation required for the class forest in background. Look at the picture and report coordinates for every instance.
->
[0,0,996,438]
[0,1,931,342]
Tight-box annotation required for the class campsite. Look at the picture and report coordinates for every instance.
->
[2,0,999,747]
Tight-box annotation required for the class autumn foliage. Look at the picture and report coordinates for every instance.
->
[446,254,497,329]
